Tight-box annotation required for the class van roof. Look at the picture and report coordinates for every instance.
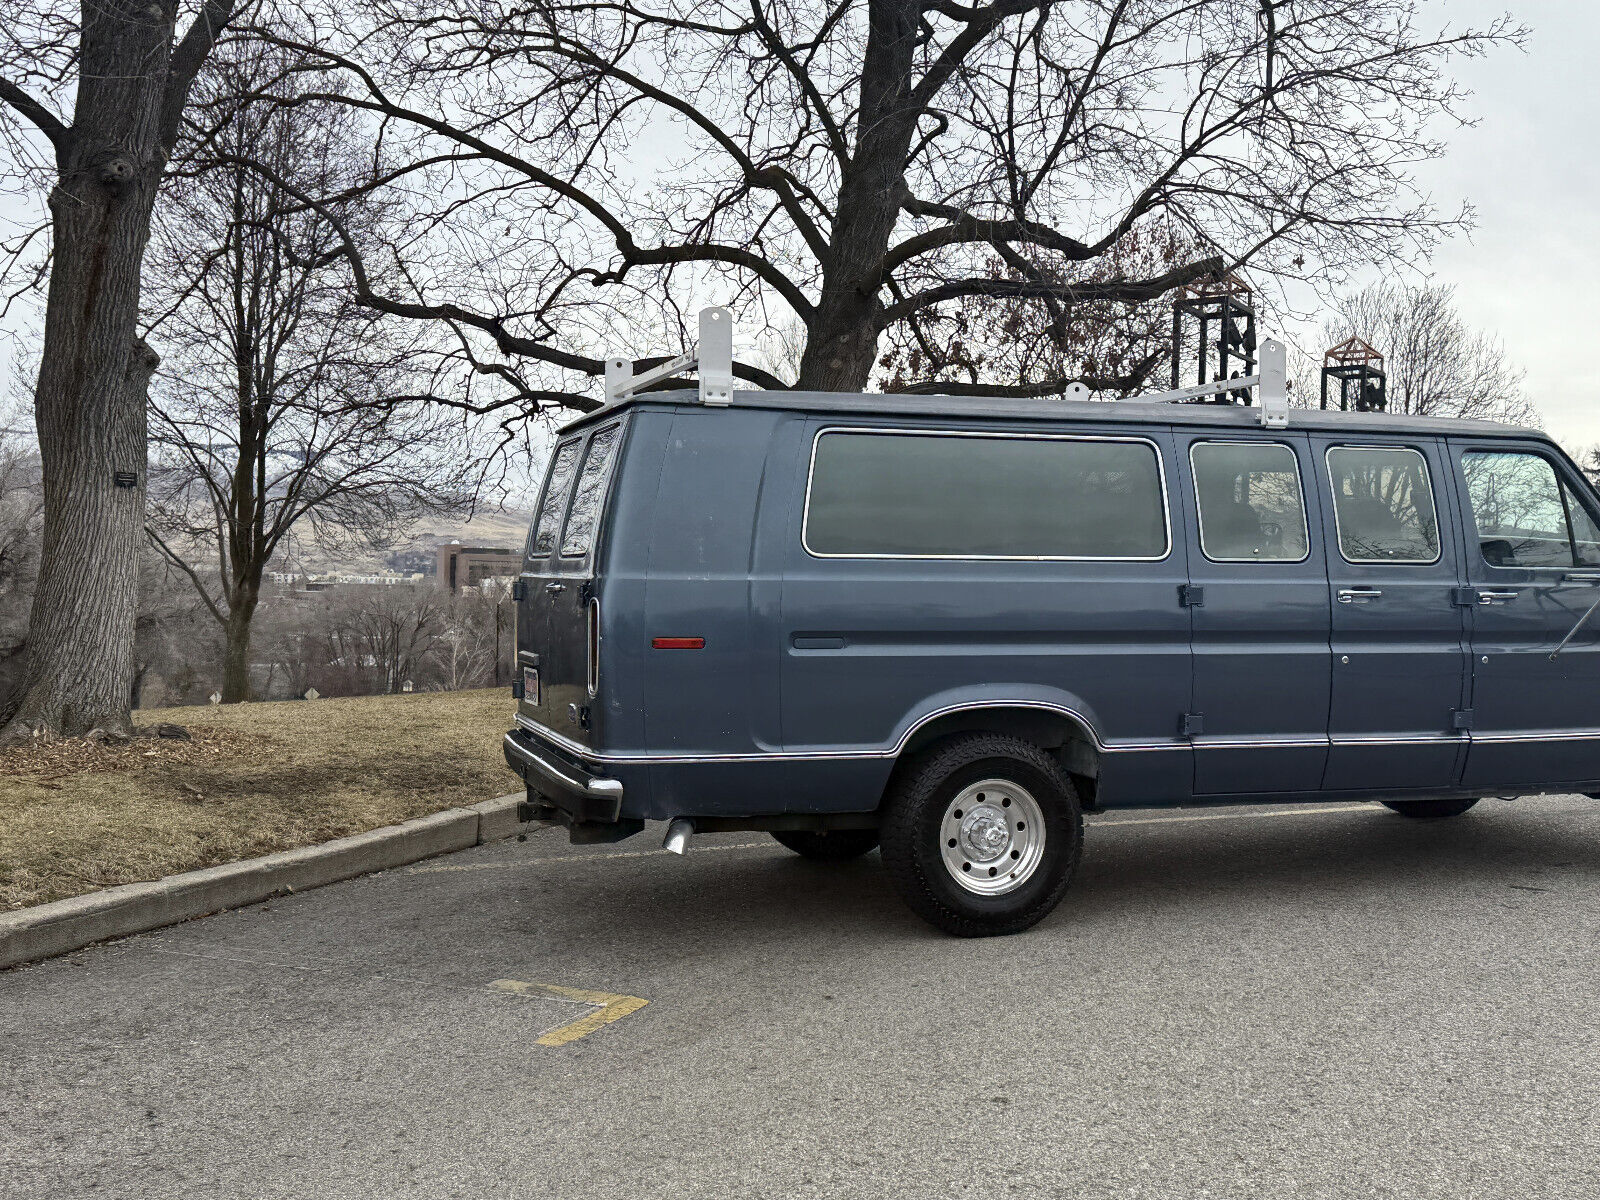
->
[562,388,1541,441]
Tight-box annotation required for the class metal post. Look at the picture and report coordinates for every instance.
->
[1256,338,1287,428]
[1171,305,1182,389]
[697,307,734,405]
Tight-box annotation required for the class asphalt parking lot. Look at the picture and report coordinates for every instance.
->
[4,794,1600,1199]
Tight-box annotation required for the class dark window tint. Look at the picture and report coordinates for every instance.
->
[1463,450,1600,568]
[1327,446,1440,563]
[529,438,582,557]
[805,431,1167,559]
[1191,442,1309,562]
[561,424,622,557]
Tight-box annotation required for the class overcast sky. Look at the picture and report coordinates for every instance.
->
[1386,0,1600,449]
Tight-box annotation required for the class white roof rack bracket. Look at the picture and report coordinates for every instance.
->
[1130,332,1289,426]
[697,306,733,406]
[1256,337,1287,428]
[602,306,735,406]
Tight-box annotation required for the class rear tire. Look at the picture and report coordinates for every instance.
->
[1382,797,1480,819]
[771,829,880,861]
[880,733,1082,937]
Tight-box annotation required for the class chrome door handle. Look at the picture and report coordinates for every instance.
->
[1477,590,1519,605]
[1337,587,1383,604]
[1563,572,1600,583]
[545,582,566,594]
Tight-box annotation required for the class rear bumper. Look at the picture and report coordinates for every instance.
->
[502,727,624,824]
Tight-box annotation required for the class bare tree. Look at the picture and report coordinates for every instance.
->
[0,0,246,740]
[142,51,473,702]
[0,417,42,697]
[1320,282,1534,424]
[324,585,442,695]
[240,1,1520,418]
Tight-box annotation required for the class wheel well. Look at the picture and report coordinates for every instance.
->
[894,706,1101,808]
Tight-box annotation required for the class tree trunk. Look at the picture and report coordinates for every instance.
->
[221,583,260,703]
[0,2,176,741]
[796,0,923,392]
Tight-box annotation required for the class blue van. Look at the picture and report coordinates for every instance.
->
[505,318,1600,935]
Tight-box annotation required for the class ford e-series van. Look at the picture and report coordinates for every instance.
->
[505,365,1600,935]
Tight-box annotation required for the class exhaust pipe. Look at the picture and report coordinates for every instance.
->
[662,818,695,856]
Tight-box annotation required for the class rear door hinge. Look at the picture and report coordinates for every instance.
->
[578,579,596,605]
[1452,708,1474,732]
[1451,587,1478,607]
[511,578,527,602]
[1179,584,1205,607]
[1179,712,1205,738]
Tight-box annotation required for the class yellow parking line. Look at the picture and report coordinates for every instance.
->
[489,978,649,1046]
[1093,803,1374,828]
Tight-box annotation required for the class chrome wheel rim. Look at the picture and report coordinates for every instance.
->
[938,778,1046,896]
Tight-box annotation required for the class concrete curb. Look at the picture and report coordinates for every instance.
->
[0,793,531,971]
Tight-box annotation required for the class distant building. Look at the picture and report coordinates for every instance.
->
[265,569,424,592]
[437,541,521,593]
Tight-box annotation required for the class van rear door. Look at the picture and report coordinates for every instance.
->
[517,420,626,747]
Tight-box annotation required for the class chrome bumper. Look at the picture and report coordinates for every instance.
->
[502,728,624,823]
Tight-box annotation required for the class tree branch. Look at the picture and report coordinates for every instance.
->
[161,1,244,153]
[145,526,229,627]
[0,75,70,154]
[878,255,1225,327]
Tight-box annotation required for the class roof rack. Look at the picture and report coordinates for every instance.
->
[605,307,1286,427]
[604,306,734,406]
[1136,336,1288,428]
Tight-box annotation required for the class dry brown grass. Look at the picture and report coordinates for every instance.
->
[0,688,517,912]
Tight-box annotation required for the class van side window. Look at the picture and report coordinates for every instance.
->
[1191,442,1309,562]
[1462,450,1600,568]
[804,430,1168,560]
[1326,446,1441,564]
[561,424,623,557]
[529,438,583,557]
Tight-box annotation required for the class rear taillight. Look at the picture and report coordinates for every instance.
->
[586,598,600,695]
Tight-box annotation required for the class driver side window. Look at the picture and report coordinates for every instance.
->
[1463,450,1600,568]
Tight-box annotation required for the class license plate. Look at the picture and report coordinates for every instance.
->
[522,666,540,705]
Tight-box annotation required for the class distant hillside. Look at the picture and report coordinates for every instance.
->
[287,509,531,576]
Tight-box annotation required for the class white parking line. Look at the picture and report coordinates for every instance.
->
[405,840,772,874]
[1091,803,1376,828]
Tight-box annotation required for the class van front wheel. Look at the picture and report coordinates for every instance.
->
[880,734,1083,937]
[770,829,880,861]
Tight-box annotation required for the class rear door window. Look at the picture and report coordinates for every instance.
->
[561,423,623,558]
[803,429,1168,559]
[1462,449,1600,568]
[528,438,583,558]
[1191,441,1309,562]
[1326,445,1441,564]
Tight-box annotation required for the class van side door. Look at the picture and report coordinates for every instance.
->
[1311,436,1470,791]
[1178,433,1330,794]
[1450,440,1600,789]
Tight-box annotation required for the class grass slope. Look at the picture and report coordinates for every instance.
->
[0,689,516,912]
